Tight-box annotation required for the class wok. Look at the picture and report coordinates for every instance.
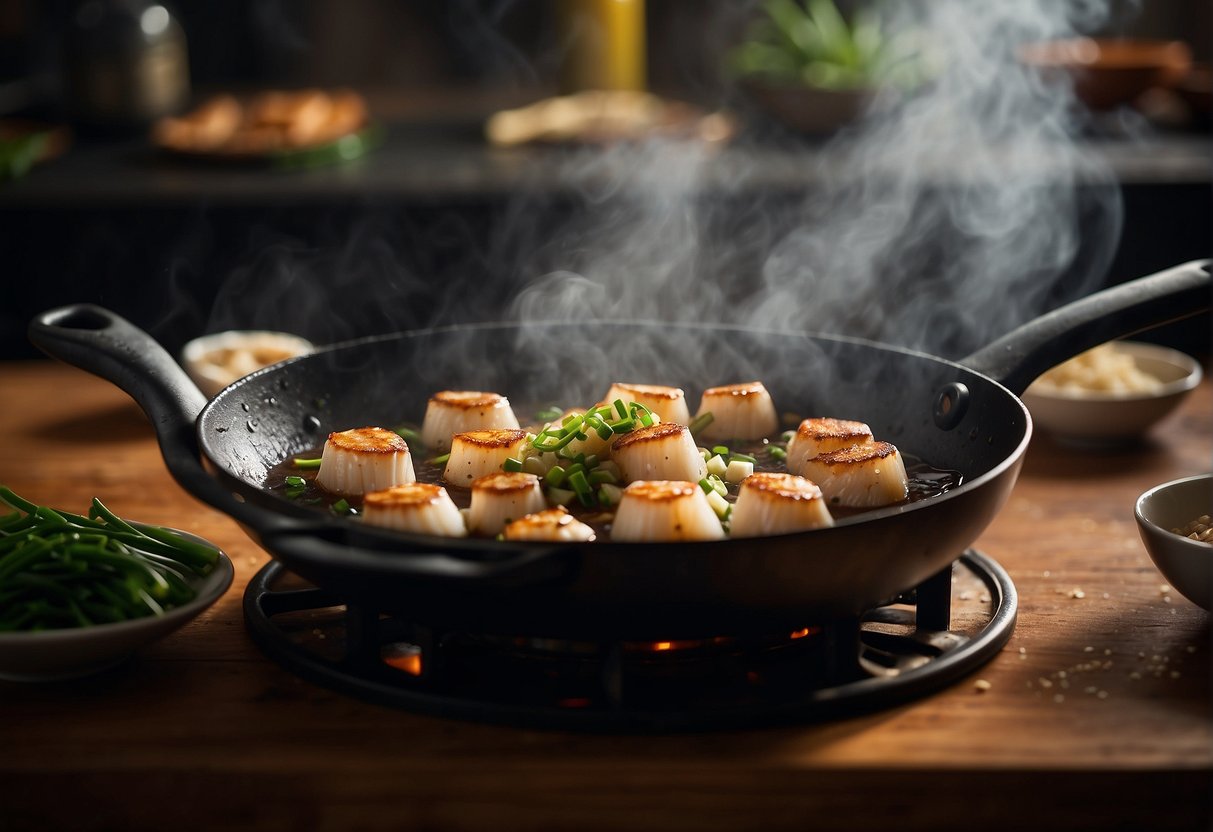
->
[29,260,1210,639]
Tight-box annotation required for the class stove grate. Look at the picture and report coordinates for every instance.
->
[243,550,1016,732]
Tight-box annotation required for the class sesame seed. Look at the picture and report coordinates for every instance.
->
[974,679,992,693]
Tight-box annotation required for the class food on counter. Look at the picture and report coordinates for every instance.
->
[728,0,928,91]
[502,507,596,542]
[316,427,416,496]
[420,391,521,454]
[1030,343,1165,396]
[1172,514,1213,544]
[361,483,467,537]
[0,486,219,631]
[485,90,735,147]
[610,480,727,542]
[466,472,548,536]
[153,88,368,156]
[693,381,779,442]
[444,429,530,487]
[795,440,910,508]
[272,380,938,542]
[728,472,835,538]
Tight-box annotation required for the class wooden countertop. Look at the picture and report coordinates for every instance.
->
[1,359,1209,831]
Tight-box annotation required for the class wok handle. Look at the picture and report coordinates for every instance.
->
[27,304,279,530]
[962,259,1211,395]
[27,305,579,587]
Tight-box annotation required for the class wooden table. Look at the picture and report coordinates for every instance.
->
[1,359,1209,832]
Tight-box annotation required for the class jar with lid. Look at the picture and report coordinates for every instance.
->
[64,0,189,132]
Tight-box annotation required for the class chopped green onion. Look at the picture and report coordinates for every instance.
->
[427,453,451,466]
[609,417,635,434]
[770,447,788,462]
[546,487,575,507]
[688,412,714,436]
[293,457,323,469]
[330,499,354,515]
[503,457,524,473]
[284,475,307,488]
[393,425,422,445]
[614,399,628,419]
[589,469,617,486]
[712,445,730,457]
[536,406,563,422]
[781,430,796,443]
[730,452,757,464]
[544,467,567,488]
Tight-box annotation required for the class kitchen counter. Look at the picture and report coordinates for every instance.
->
[1,359,1210,831]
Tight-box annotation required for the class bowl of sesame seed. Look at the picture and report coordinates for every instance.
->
[1135,473,1213,611]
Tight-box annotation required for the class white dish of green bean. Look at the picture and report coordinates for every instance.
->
[0,487,234,681]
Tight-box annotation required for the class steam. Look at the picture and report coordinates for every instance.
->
[505,0,1125,366]
[198,0,1130,397]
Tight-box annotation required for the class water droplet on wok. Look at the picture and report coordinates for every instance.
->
[303,415,321,433]
[246,420,258,432]
[241,403,250,412]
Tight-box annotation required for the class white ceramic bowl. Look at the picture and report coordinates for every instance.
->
[1135,474,1213,610]
[0,535,234,681]
[182,330,314,398]
[1022,341,1202,445]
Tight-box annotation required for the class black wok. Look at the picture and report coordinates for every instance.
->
[29,260,1210,639]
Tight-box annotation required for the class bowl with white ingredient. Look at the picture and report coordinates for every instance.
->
[1022,341,1202,446]
[182,330,314,398]
[1135,473,1213,611]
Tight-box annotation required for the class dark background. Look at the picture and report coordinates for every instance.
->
[0,1,1209,360]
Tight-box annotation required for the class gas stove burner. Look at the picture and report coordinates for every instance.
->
[243,550,1016,731]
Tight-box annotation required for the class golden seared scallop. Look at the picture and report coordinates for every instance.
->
[610,422,707,484]
[420,391,520,453]
[503,506,597,542]
[443,429,529,487]
[467,472,548,536]
[315,427,416,495]
[602,382,690,425]
[728,472,834,538]
[785,417,874,476]
[694,381,779,441]
[361,483,467,537]
[611,480,726,542]
[797,440,910,508]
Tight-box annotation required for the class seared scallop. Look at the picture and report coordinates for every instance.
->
[503,506,597,542]
[420,391,520,453]
[797,440,910,508]
[602,382,690,426]
[694,381,779,441]
[611,422,707,484]
[611,480,726,542]
[443,429,529,487]
[361,483,467,537]
[467,471,548,536]
[785,417,874,476]
[728,472,834,538]
[315,426,416,495]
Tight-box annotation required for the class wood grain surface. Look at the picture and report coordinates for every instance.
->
[0,359,1209,832]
